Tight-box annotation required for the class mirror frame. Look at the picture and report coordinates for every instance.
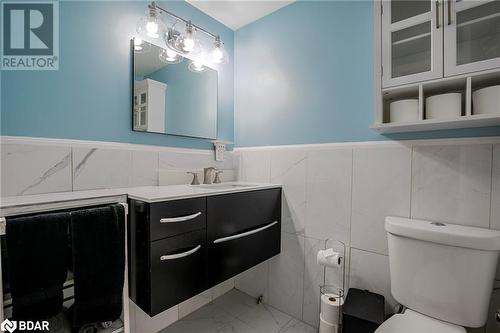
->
[130,39,219,140]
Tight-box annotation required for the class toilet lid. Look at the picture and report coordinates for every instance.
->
[374,309,466,333]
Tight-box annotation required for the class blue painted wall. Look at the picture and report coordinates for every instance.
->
[1,1,234,149]
[234,1,500,147]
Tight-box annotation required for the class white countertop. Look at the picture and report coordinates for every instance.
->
[0,182,281,215]
[127,182,281,203]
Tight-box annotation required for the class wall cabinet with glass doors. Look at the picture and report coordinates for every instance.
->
[373,0,500,133]
[383,0,500,88]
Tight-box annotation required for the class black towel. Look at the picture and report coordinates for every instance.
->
[6,212,69,320]
[69,204,125,330]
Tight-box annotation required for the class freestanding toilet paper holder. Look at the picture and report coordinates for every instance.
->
[317,239,346,333]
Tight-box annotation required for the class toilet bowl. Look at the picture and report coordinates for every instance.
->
[374,309,465,333]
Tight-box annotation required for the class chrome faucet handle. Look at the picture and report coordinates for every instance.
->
[203,167,216,184]
[213,170,223,184]
[187,172,200,185]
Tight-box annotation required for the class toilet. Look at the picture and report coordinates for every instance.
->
[375,216,500,333]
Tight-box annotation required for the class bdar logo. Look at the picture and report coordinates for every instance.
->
[0,319,17,333]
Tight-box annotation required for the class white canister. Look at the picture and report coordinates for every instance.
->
[389,99,419,123]
[319,313,339,333]
[425,93,462,120]
[473,85,500,115]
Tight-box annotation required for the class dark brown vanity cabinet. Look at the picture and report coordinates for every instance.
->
[128,188,281,317]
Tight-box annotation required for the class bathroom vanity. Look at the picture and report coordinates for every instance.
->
[127,184,282,316]
[0,182,282,321]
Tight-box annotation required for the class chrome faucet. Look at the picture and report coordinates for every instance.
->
[203,167,216,184]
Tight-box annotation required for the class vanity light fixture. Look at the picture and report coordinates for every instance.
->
[137,2,229,65]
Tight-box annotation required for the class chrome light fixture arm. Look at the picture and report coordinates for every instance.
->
[149,1,218,40]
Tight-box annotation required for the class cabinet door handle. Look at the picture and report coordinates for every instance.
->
[435,1,440,29]
[213,221,279,244]
[160,212,201,223]
[160,245,201,261]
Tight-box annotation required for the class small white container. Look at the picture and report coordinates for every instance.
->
[473,85,500,115]
[425,93,462,120]
[389,99,419,123]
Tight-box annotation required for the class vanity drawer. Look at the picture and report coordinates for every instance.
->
[206,188,281,242]
[150,198,206,241]
[208,218,280,286]
[150,230,207,316]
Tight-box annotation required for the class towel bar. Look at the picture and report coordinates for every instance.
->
[0,203,127,236]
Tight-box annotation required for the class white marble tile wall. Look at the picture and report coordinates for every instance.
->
[234,137,500,331]
[1,138,234,196]
[1,144,72,196]
[411,144,492,228]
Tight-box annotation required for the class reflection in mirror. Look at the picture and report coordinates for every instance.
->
[133,39,218,139]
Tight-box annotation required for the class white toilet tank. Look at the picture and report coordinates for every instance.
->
[385,216,500,328]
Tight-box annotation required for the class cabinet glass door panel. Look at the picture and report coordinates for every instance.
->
[382,0,443,87]
[391,0,431,23]
[445,0,500,75]
[392,22,432,77]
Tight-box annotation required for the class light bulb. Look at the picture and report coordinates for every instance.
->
[182,37,195,52]
[146,20,159,38]
[212,48,223,63]
[137,5,164,40]
[134,38,143,51]
[188,60,206,72]
[192,61,203,70]
[159,48,183,64]
[181,22,196,52]
[211,37,227,64]
[166,49,177,59]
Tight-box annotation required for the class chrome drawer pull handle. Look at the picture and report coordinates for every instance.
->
[160,212,202,223]
[213,221,278,244]
[160,245,201,261]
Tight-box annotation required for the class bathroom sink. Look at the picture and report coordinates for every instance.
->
[197,183,255,190]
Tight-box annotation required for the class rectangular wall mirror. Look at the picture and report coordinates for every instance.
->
[132,39,218,139]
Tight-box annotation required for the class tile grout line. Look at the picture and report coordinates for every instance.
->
[409,146,414,219]
[300,152,309,323]
[347,148,354,291]
[70,148,74,192]
[489,144,494,229]
[350,246,388,257]
[266,151,272,309]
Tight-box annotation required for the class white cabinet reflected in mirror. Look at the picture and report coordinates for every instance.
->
[132,39,218,139]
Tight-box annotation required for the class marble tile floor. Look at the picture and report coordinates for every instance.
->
[160,289,317,333]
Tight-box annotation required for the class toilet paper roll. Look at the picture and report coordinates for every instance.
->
[319,313,339,333]
[320,293,343,325]
[317,248,343,268]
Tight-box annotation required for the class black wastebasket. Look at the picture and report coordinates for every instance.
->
[342,288,385,333]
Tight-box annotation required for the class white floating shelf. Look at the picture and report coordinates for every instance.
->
[374,69,500,134]
[370,114,500,133]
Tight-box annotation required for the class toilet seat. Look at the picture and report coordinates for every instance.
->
[374,309,466,333]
